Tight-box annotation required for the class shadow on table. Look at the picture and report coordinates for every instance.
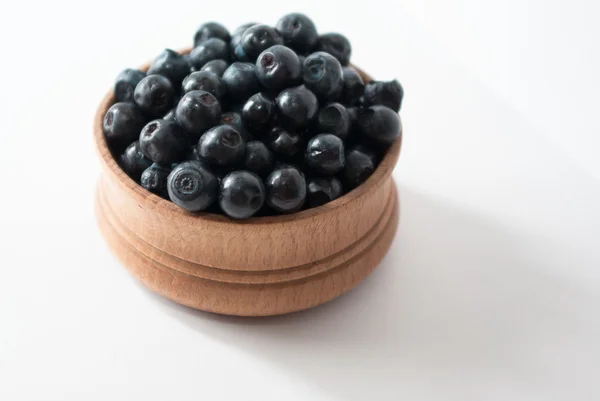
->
[147,187,599,400]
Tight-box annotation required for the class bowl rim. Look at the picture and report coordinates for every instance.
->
[94,50,402,226]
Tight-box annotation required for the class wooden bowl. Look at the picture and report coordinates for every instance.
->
[94,53,402,316]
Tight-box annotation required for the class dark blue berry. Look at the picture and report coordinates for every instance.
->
[305,134,345,175]
[307,177,342,207]
[222,62,260,101]
[220,112,250,140]
[197,125,245,167]
[147,49,190,88]
[134,75,174,117]
[230,22,258,53]
[219,171,265,219]
[256,45,302,90]
[275,13,318,53]
[189,38,230,70]
[244,140,274,177]
[342,146,376,189]
[200,59,229,77]
[139,119,188,164]
[175,90,221,139]
[267,127,303,158]
[103,102,147,151]
[341,67,364,106]
[120,141,152,182]
[317,102,350,140]
[241,24,283,61]
[115,69,145,102]
[194,22,231,47]
[181,71,226,101]
[241,92,275,135]
[357,105,401,145]
[163,108,177,121]
[317,33,351,66]
[275,85,318,129]
[303,52,343,101]
[141,163,172,199]
[265,166,306,213]
[167,160,218,212]
[363,80,404,112]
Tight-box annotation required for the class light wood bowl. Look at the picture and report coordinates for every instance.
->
[94,53,402,316]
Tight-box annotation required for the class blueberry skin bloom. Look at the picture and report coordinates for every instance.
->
[197,125,246,168]
[303,52,343,101]
[175,90,221,139]
[267,127,303,158]
[275,85,319,129]
[222,62,260,101]
[363,79,404,112]
[194,22,231,47]
[189,38,230,70]
[265,166,307,213]
[139,119,188,165]
[275,13,318,53]
[167,160,219,212]
[307,177,343,208]
[147,49,190,88]
[242,92,276,135]
[103,102,147,151]
[317,33,352,66]
[244,140,274,177]
[120,141,152,182]
[256,45,302,90]
[241,24,283,60]
[305,134,345,175]
[219,171,266,219]
[342,146,376,189]
[341,67,365,106]
[141,163,171,199]
[200,59,229,77]
[181,71,226,101]
[317,102,351,140]
[357,105,402,145]
[114,69,145,102]
[134,74,175,117]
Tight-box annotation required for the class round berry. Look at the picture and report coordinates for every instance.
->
[241,92,275,134]
[189,38,230,70]
[134,74,175,117]
[200,59,229,77]
[147,49,190,88]
[181,71,226,100]
[317,33,351,66]
[305,134,345,175]
[341,67,365,106]
[275,13,318,53]
[114,69,145,102]
[230,22,258,53]
[167,160,219,212]
[256,45,302,89]
[241,24,283,60]
[139,119,188,165]
[163,108,177,121]
[363,79,404,112]
[275,85,318,129]
[317,102,350,140]
[267,127,303,158]
[175,90,221,139]
[194,22,230,47]
[120,141,152,182]
[141,163,171,199]
[265,166,306,213]
[303,52,343,101]
[342,146,376,189]
[219,171,266,219]
[220,112,250,140]
[307,177,343,207]
[197,125,245,167]
[243,140,274,177]
[357,105,401,145]
[222,62,260,101]
[103,102,146,151]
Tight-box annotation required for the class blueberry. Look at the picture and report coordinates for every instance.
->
[194,22,231,47]
[316,102,350,140]
[230,22,258,53]
[305,133,345,175]
[363,79,404,112]
[167,160,219,212]
[141,163,172,199]
[222,62,260,101]
[220,112,250,140]
[197,125,245,167]
[317,33,351,66]
[219,171,266,219]
[307,177,343,207]
[120,141,152,182]
[342,146,376,189]
[265,166,306,213]
[103,102,147,151]
[241,92,275,135]
[189,38,230,70]
[341,67,364,106]
[303,52,343,101]
[147,49,190,88]
[243,140,274,177]
[275,13,318,53]
[241,24,283,61]
[163,108,177,121]
[200,59,229,77]
[114,69,145,102]
[275,85,318,129]
[181,71,226,101]
[134,75,174,117]
[357,105,401,145]
[267,127,303,158]
[175,90,221,139]
[139,119,188,164]
[255,45,302,90]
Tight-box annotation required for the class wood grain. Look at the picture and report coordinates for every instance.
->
[93,50,402,316]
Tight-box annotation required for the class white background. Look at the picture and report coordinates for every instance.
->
[1,1,600,400]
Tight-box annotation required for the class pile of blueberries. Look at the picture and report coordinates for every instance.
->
[103,13,403,219]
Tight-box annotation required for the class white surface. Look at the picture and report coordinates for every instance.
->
[1,1,599,400]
